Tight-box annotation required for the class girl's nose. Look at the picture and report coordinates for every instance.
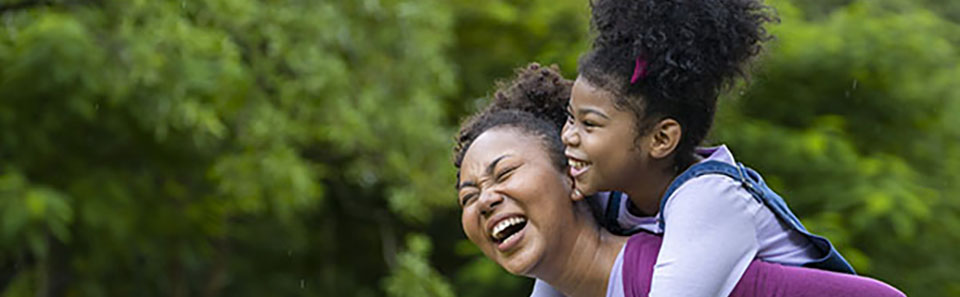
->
[561,122,580,147]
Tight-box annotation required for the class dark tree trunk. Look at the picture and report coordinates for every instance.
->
[37,233,70,297]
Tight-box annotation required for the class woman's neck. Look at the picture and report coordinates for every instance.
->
[533,221,628,297]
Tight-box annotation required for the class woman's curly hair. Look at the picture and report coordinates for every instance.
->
[453,63,572,184]
[579,0,777,168]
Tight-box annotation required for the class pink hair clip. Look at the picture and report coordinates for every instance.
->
[630,56,648,84]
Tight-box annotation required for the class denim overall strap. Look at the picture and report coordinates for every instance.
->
[595,191,655,236]
[600,191,634,236]
[657,160,755,231]
[656,160,857,274]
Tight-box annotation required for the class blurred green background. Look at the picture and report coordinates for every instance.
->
[1,0,958,296]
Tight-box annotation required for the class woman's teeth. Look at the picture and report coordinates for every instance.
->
[492,217,527,241]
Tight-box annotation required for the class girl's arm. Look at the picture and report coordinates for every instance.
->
[648,175,761,297]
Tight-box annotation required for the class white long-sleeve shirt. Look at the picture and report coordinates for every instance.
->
[531,145,820,297]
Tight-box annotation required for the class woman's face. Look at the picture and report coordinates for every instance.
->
[562,75,649,197]
[458,127,575,276]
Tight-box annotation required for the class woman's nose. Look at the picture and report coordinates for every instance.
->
[477,190,503,217]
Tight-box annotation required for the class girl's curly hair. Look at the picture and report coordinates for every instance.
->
[579,0,777,168]
[454,63,572,184]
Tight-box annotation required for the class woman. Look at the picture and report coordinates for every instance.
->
[452,64,905,297]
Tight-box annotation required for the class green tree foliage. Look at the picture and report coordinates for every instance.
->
[1,0,455,296]
[0,0,957,296]
[383,234,455,297]
[713,1,960,295]
[444,0,589,120]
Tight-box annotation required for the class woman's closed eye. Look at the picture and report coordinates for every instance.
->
[459,165,520,207]
[495,165,520,183]
[459,190,478,207]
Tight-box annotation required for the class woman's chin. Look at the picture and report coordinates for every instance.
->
[498,250,539,276]
[495,230,545,277]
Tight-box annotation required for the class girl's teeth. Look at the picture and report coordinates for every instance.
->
[568,159,589,169]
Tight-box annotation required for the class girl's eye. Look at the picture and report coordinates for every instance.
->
[582,120,599,128]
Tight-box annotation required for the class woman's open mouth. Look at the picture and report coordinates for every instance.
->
[489,215,528,252]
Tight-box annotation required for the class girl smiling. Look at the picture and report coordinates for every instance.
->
[553,0,855,296]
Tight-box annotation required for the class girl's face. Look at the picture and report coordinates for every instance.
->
[458,127,575,276]
[562,76,650,197]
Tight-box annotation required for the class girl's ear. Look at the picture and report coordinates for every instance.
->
[649,118,681,159]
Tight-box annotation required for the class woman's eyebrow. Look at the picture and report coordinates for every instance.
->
[456,154,512,190]
[485,154,511,176]
[457,180,477,190]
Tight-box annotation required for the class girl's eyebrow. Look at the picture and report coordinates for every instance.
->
[575,106,611,120]
[456,154,512,190]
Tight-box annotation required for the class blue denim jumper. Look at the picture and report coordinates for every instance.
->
[599,160,856,274]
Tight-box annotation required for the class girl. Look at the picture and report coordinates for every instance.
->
[453,64,901,297]
[550,0,856,296]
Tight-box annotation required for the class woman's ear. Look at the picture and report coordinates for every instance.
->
[649,118,681,159]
